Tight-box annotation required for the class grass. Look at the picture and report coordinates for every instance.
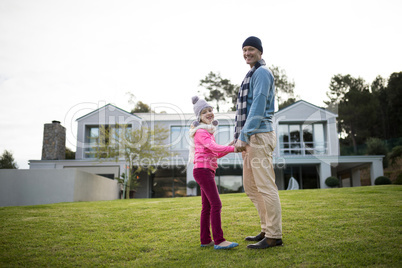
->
[0,185,401,267]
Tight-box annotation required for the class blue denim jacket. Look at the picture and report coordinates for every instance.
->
[239,65,275,143]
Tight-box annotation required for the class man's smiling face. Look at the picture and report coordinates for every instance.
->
[243,46,262,67]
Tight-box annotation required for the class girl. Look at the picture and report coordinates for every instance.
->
[189,96,239,250]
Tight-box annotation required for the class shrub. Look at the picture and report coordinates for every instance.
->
[366,138,388,155]
[394,173,402,185]
[366,138,388,167]
[325,176,339,187]
[389,146,402,166]
[187,180,198,189]
[374,176,391,185]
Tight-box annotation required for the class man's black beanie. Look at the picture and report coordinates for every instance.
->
[242,36,263,53]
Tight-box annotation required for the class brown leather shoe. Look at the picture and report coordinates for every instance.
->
[245,232,265,241]
[247,237,283,249]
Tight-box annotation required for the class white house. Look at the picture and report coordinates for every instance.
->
[29,101,384,198]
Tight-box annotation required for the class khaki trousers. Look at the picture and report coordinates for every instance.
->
[242,131,282,239]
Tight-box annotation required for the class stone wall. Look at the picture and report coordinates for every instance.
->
[42,121,66,160]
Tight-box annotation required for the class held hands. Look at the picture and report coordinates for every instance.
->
[234,139,247,152]
[229,140,239,153]
[229,139,247,153]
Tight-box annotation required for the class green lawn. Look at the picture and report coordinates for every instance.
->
[1,185,401,267]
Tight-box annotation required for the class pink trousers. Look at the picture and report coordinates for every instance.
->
[193,168,225,245]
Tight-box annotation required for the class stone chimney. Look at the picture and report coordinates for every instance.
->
[41,120,66,160]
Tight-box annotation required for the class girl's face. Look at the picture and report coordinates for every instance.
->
[200,107,214,124]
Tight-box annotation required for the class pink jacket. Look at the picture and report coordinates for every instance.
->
[193,128,235,171]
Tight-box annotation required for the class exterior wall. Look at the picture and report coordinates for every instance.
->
[327,117,339,155]
[75,104,141,160]
[0,169,119,207]
[64,166,120,179]
[186,163,195,195]
[274,102,333,123]
[319,162,332,189]
[73,170,120,202]
[370,159,384,185]
[30,160,123,180]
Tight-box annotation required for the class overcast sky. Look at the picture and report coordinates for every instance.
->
[1,0,401,169]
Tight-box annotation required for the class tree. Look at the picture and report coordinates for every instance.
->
[325,74,378,154]
[370,72,402,140]
[278,97,296,110]
[371,76,389,139]
[0,150,18,169]
[93,124,173,199]
[269,65,295,106]
[65,147,75,159]
[199,72,239,112]
[389,146,402,166]
[126,92,153,113]
[324,74,366,113]
[385,72,402,139]
[325,72,402,156]
[366,138,388,167]
[131,101,151,113]
[199,66,295,112]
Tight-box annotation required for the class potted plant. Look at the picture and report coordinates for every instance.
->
[187,180,198,196]
[116,171,140,199]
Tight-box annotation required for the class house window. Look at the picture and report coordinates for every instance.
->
[170,126,190,150]
[84,125,131,158]
[278,123,326,155]
[215,166,243,194]
[85,126,100,158]
[215,125,233,145]
[171,125,233,151]
[313,124,326,155]
[151,167,187,198]
[283,165,320,189]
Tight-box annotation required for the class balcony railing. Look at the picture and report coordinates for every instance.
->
[279,142,327,156]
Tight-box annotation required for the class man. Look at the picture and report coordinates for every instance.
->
[234,36,283,249]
